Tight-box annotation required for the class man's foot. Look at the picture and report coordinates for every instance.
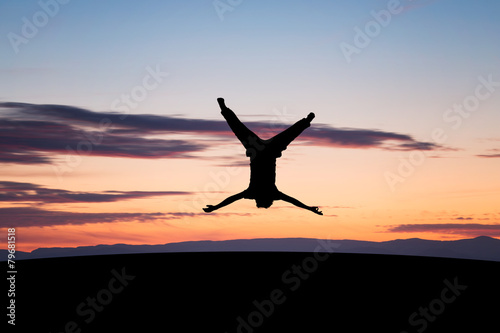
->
[306,112,315,122]
[217,98,227,109]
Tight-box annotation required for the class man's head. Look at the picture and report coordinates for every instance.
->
[256,197,274,209]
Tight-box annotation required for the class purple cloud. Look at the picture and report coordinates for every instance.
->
[0,118,206,165]
[477,154,500,158]
[386,223,500,237]
[0,206,172,227]
[0,206,253,228]
[0,102,444,165]
[0,181,191,204]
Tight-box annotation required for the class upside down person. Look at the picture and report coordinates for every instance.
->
[203,98,323,215]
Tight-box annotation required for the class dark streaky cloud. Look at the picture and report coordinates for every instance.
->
[0,181,191,204]
[0,206,248,228]
[476,148,500,158]
[0,118,205,165]
[0,102,443,165]
[0,206,168,228]
[477,154,500,158]
[386,223,500,237]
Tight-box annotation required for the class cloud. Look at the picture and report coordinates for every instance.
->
[0,118,206,165]
[0,102,444,165]
[477,154,500,158]
[0,206,178,228]
[476,148,500,158]
[0,181,191,204]
[0,206,253,228]
[300,125,441,150]
[385,223,500,237]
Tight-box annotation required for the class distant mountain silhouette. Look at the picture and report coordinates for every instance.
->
[4,236,499,261]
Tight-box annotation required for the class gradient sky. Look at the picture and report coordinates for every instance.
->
[1,0,499,252]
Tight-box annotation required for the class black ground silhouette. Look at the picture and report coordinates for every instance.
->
[13,252,499,332]
[203,98,322,215]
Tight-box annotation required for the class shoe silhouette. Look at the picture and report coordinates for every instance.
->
[203,98,322,215]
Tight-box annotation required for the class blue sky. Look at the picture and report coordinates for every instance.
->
[2,0,499,128]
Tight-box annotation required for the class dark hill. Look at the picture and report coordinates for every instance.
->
[13,252,499,332]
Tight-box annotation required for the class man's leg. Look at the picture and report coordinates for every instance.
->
[277,190,323,215]
[268,112,314,153]
[218,98,264,151]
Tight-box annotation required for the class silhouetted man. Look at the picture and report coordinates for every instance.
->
[203,98,322,215]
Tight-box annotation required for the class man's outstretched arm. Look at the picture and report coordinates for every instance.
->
[203,191,246,213]
[277,191,323,215]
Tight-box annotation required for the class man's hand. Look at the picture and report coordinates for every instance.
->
[217,98,227,110]
[309,206,323,215]
[203,205,215,213]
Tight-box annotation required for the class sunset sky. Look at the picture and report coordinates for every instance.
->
[1,0,499,252]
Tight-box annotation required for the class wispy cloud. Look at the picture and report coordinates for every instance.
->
[476,148,500,158]
[0,206,186,228]
[0,181,191,204]
[385,223,500,237]
[0,206,253,228]
[0,102,444,165]
[476,154,500,158]
[301,125,441,151]
[0,118,206,165]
